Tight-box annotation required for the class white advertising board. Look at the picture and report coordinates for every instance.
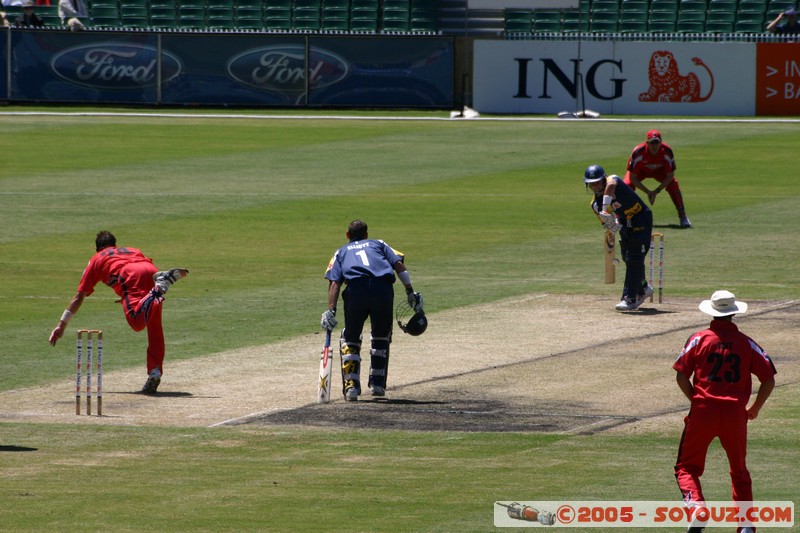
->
[473,40,756,116]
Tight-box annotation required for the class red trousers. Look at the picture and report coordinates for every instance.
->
[118,262,165,375]
[674,402,753,504]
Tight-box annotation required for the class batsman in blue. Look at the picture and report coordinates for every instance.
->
[585,165,655,312]
[321,220,423,402]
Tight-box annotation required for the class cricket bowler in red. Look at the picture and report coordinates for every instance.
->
[49,231,188,394]
[673,290,776,533]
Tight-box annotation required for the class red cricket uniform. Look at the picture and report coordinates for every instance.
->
[624,141,686,213]
[78,246,165,375]
[673,320,776,507]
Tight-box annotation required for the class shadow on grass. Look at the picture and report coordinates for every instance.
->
[0,445,38,452]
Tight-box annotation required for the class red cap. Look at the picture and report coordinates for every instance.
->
[646,129,662,142]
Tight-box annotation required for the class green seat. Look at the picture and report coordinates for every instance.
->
[649,19,677,30]
[592,0,620,11]
[706,19,734,30]
[532,9,561,31]
[678,9,707,21]
[294,17,322,30]
[410,16,436,31]
[650,9,678,21]
[619,18,648,30]
[322,16,349,30]
[350,13,378,30]
[237,17,264,29]
[707,10,736,21]
[735,18,766,29]
[591,19,618,31]
[677,18,705,29]
[121,15,150,28]
[504,8,532,33]
[649,0,680,12]
[679,0,708,11]
[707,0,737,10]
[382,13,410,31]
[121,6,148,19]
[591,12,619,31]
[561,11,588,31]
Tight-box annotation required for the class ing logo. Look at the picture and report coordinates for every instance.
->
[639,51,715,102]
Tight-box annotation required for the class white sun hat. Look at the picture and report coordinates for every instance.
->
[699,290,748,317]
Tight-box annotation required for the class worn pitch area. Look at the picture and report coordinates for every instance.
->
[3,294,797,434]
[228,294,800,435]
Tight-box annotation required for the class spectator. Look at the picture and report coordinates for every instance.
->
[766,7,800,34]
[58,0,86,28]
[15,0,44,27]
[0,11,9,26]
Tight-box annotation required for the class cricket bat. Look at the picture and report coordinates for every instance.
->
[604,229,616,284]
[318,329,333,404]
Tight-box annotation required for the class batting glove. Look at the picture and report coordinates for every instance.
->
[320,309,337,331]
[407,290,423,312]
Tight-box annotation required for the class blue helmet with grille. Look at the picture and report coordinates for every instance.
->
[583,164,606,184]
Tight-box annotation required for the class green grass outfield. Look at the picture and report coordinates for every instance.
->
[1,111,798,531]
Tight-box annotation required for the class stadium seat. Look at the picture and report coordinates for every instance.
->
[649,19,678,30]
[382,9,410,31]
[736,8,766,23]
[650,0,680,13]
[650,8,679,22]
[561,10,589,32]
[737,0,768,11]
[410,0,437,32]
[532,9,562,32]
[678,9,707,21]
[504,8,533,33]
[592,0,621,12]
[619,18,648,30]
[735,18,766,29]
[591,10,619,31]
[621,0,649,14]
[677,18,706,29]
[706,19,735,30]
[350,11,378,31]
[707,0,737,10]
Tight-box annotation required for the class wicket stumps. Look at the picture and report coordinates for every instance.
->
[649,232,665,303]
[76,329,103,416]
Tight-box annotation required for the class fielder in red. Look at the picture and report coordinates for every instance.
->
[673,290,776,533]
[49,231,188,394]
[625,129,692,228]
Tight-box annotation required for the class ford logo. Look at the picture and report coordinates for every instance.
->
[51,44,182,89]
[227,45,349,93]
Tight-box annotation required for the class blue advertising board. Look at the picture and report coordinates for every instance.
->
[4,29,454,108]
[10,30,159,103]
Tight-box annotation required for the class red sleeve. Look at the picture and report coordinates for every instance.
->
[77,256,101,296]
[746,337,777,383]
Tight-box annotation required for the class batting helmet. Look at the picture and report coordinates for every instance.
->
[396,301,428,336]
[583,164,606,184]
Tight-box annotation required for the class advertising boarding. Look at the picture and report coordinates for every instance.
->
[473,40,757,116]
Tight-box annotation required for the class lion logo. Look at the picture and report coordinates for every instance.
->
[639,51,714,103]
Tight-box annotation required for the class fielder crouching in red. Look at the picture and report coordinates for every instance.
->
[673,290,776,533]
[49,231,188,394]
